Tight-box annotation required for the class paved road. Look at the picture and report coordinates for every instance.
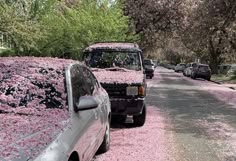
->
[95,67,236,161]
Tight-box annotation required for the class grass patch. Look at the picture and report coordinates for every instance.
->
[211,74,236,84]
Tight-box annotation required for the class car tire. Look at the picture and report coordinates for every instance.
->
[133,105,146,127]
[191,73,196,79]
[206,77,211,81]
[97,122,110,154]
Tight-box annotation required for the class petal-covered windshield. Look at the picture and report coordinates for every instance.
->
[0,57,75,113]
[0,57,76,160]
[84,51,142,71]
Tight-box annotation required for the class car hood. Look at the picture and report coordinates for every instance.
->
[92,68,144,84]
[0,108,68,161]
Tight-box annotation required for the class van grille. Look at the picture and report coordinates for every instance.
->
[101,83,127,98]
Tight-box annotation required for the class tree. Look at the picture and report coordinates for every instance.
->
[180,0,236,73]
[0,1,44,55]
[0,0,138,58]
[124,0,184,51]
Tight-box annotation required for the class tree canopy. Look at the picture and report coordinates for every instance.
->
[124,0,236,73]
[1,0,236,73]
[0,0,137,59]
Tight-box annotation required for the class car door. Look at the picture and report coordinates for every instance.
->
[81,66,104,131]
[69,64,98,161]
[80,66,105,157]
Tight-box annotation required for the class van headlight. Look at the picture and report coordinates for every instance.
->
[126,86,138,96]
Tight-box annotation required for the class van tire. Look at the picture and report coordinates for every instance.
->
[133,105,146,127]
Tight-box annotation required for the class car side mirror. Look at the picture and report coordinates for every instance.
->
[74,96,98,112]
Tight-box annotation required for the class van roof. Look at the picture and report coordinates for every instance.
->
[84,42,141,52]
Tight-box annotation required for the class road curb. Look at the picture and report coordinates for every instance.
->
[210,80,222,85]
[210,80,236,90]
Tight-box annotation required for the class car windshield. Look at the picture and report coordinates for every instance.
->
[0,57,70,112]
[144,59,152,65]
[0,57,73,160]
[84,51,141,71]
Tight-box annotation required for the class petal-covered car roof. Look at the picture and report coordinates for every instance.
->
[0,57,77,160]
[84,42,142,52]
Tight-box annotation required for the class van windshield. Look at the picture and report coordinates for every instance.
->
[84,51,142,71]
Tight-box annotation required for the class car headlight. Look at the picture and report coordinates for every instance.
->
[126,86,138,96]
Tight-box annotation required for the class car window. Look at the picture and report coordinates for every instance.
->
[81,66,99,94]
[192,63,198,67]
[70,64,92,102]
[199,65,209,71]
[144,59,152,65]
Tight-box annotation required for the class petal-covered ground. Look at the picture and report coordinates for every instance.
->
[185,77,236,105]
[95,106,180,161]
[95,67,236,161]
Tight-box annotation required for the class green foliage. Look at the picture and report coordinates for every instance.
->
[232,70,236,80]
[39,0,138,59]
[0,1,46,54]
[0,0,139,59]
[0,48,16,57]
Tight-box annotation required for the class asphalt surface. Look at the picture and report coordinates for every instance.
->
[95,67,236,161]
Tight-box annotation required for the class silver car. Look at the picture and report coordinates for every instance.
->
[183,62,198,77]
[174,63,186,72]
[0,57,111,161]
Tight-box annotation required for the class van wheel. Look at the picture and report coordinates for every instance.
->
[133,105,146,127]
[98,122,110,154]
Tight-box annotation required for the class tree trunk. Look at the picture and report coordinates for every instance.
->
[209,54,219,74]
[208,38,220,74]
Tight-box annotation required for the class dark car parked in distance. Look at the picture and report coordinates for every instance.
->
[190,64,211,80]
[0,57,111,161]
[144,59,155,79]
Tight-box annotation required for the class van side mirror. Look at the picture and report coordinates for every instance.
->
[74,96,98,112]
